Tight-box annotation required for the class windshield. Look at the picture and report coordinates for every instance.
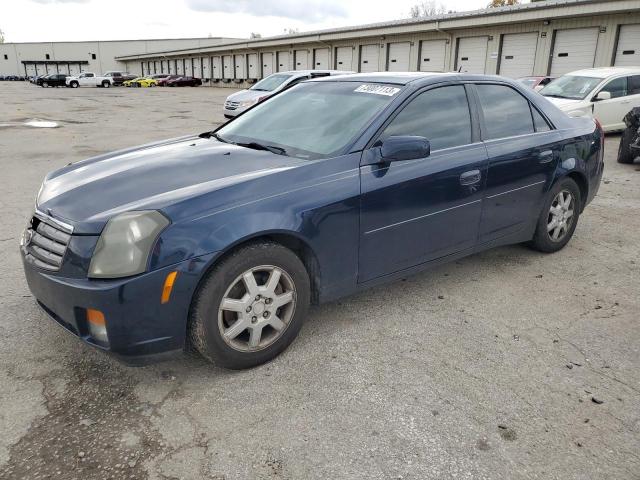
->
[216,82,401,160]
[540,75,602,100]
[250,74,293,92]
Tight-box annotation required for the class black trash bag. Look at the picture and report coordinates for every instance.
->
[618,107,640,164]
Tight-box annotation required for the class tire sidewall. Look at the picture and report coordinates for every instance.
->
[533,178,581,252]
[191,243,310,369]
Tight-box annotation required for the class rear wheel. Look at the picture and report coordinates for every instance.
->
[102,80,110,88]
[189,242,310,369]
[70,81,79,88]
[618,128,638,164]
[42,82,48,87]
[530,178,581,253]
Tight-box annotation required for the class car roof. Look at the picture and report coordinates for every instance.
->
[565,67,640,78]
[277,70,351,77]
[310,71,464,85]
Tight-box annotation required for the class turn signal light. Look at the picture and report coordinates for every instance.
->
[86,308,108,344]
[161,271,178,304]
[86,308,105,326]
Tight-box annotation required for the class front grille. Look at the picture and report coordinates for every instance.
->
[23,213,72,272]
[224,101,239,110]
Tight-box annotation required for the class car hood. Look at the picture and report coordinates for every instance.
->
[543,97,585,110]
[37,135,303,234]
[226,89,267,102]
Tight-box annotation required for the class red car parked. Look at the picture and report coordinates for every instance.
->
[156,75,181,86]
[166,76,202,87]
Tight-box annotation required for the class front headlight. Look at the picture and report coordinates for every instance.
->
[240,98,259,108]
[88,210,169,279]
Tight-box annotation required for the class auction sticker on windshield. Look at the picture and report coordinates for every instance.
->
[354,84,401,96]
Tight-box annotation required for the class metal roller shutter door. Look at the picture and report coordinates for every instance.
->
[277,51,290,71]
[193,58,202,78]
[387,42,411,71]
[262,53,274,77]
[234,54,245,79]
[499,32,539,78]
[295,50,308,70]
[222,55,232,78]
[202,58,210,79]
[550,28,599,76]
[247,53,258,78]
[314,48,329,69]
[335,46,353,71]
[212,56,222,79]
[419,40,447,72]
[360,44,379,72]
[614,24,640,66]
[457,37,488,74]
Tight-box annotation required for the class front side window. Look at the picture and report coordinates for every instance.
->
[477,84,534,140]
[600,77,628,98]
[217,82,400,159]
[378,85,472,151]
[540,75,602,100]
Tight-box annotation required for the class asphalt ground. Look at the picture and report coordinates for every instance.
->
[0,81,638,480]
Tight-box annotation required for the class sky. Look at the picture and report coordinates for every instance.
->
[1,0,505,43]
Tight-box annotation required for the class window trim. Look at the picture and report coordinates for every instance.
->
[364,81,479,154]
[472,81,556,142]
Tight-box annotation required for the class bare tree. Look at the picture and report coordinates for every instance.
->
[250,32,262,39]
[487,0,519,7]
[409,1,447,18]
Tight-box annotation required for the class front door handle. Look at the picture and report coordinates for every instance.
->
[538,150,554,163]
[460,169,481,185]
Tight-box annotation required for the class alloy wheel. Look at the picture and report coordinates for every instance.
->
[547,190,575,242]
[217,265,296,352]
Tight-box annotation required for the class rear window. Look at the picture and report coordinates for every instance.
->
[477,84,534,140]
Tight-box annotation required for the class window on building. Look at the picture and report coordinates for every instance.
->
[46,54,50,60]
[476,84,535,140]
[91,53,97,60]
[379,85,472,151]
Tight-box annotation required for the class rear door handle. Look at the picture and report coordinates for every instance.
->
[538,150,554,163]
[460,169,481,185]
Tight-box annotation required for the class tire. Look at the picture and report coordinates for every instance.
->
[617,128,638,164]
[529,178,581,253]
[70,81,79,88]
[42,82,48,87]
[102,80,110,88]
[189,242,310,369]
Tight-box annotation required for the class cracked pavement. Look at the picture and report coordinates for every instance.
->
[0,82,639,479]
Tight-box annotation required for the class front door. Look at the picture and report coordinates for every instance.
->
[474,83,561,244]
[359,84,487,282]
[593,76,639,131]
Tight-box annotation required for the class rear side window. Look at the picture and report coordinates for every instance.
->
[628,75,640,95]
[379,85,472,151]
[476,84,534,140]
[531,107,551,132]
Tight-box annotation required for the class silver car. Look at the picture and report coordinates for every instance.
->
[223,70,352,118]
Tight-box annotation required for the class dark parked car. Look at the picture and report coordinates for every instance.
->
[37,74,68,87]
[166,76,202,87]
[517,76,555,91]
[103,71,136,86]
[156,75,180,86]
[21,73,604,369]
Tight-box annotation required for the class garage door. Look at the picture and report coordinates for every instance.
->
[262,53,274,77]
[222,55,233,78]
[550,27,599,76]
[277,51,290,71]
[335,46,353,71]
[614,24,640,66]
[234,54,245,79]
[499,32,539,78]
[247,53,259,78]
[360,44,380,72]
[387,42,411,71]
[295,50,308,70]
[457,37,488,74]
[202,57,210,79]
[212,56,222,79]
[314,48,329,69]
[419,40,447,72]
[193,58,202,78]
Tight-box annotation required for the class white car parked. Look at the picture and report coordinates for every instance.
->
[540,67,640,132]
[65,72,114,88]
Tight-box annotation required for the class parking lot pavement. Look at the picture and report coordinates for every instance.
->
[0,81,638,480]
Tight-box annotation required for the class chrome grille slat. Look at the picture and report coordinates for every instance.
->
[24,213,71,272]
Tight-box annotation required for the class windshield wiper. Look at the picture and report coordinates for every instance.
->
[543,94,572,99]
[237,142,287,156]
[251,88,269,91]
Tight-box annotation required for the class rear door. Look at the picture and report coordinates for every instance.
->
[359,84,487,282]
[475,83,560,244]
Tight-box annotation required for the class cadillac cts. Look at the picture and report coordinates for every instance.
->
[21,73,604,369]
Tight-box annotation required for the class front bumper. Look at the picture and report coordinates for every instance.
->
[22,252,217,365]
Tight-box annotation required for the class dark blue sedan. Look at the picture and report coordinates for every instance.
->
[21,73,604,369]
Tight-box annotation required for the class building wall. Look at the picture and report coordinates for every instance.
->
[122,8,640,89]
[0,38,236,76]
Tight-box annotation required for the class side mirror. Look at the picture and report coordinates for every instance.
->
[594,91,611,101]
[379,136,431,162]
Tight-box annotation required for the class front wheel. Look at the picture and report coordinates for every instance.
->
[189,242,310,369]
[41,82,48,87]
[102,80,110,88]
[529,178,581,253]
[70,81,79,88]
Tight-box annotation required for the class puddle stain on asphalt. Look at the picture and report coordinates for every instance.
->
[0,358,166,480]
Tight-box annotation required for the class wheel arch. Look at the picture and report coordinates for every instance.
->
[564,170,589,212]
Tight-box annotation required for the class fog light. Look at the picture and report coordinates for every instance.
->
[86,308,108,344]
